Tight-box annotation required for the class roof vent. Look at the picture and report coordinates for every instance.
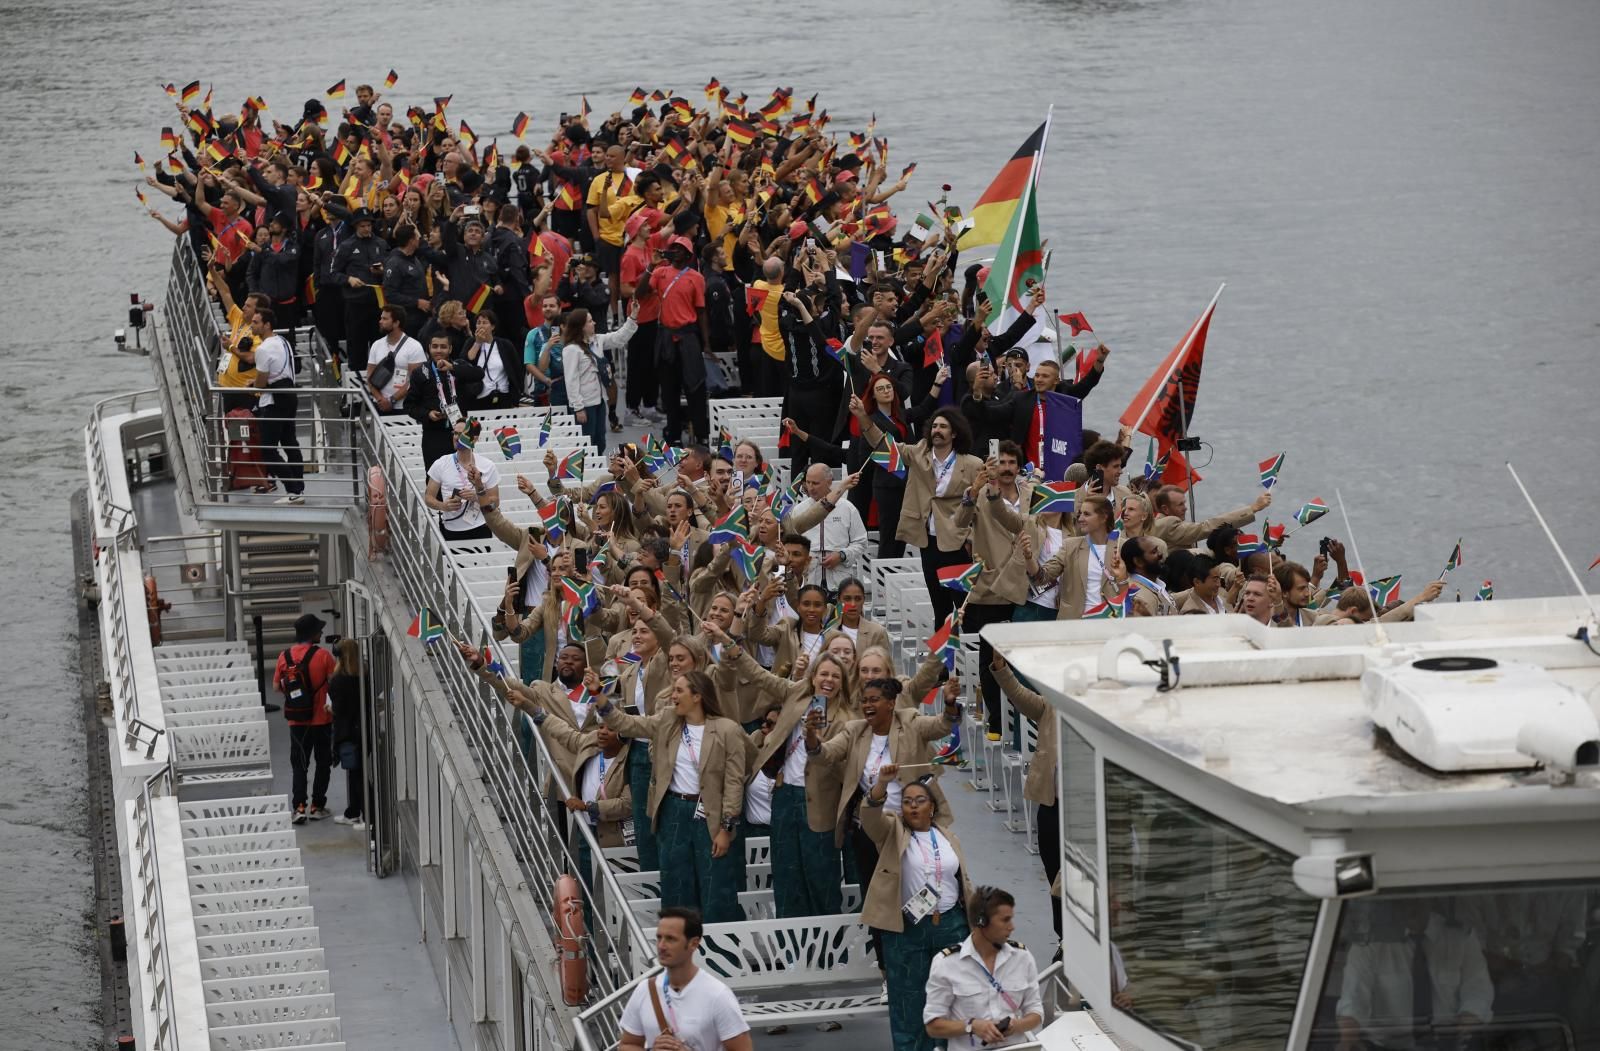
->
[1362,657,1600,773]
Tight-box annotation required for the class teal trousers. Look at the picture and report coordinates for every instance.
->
[627,741,659,871]
[769,784,842,918]
[882,910,970,1051]
[656,795,746,923]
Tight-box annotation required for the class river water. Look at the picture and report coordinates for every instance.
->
[2,0,1596,1044]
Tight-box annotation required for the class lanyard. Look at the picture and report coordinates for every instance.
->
[680,724,700,765]
[864,735,891,786]
[596,753,607,800]
[913,830,944,887]
[971,954,1021,1014]
[932,451,957,491]
[659,973,681,1032]
[1088,542,1107,576]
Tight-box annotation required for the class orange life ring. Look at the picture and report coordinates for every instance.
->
[366,465,389,558]
[144,575,171,646]
[553,874,588,1006]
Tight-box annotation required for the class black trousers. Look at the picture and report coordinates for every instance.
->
[441,522,494,542]
[962,601,1016,735]
[313,283,345,360]
[342,290,380,371]
[920,541,969,627]
[550,208,584,248]
[344,764,364,820]
[289,723,333,809]
[420,428,453,470]
[1036,800,1062,938]
[748,350,786,398]
[257,393,304,494]
[626,319,658,410]
[872,482,907,560]
[656,325,708,446]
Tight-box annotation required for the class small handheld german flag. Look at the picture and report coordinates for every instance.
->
[134,151,146,171]
[465,284,492,313]
[180,81,201,106]
[384,69,399,90]
[579,95,592,121]
[628,87,647,108]
[704,77,721,101]
[327,79,346,100]
[511,111,530,139]
[457,120,476,149]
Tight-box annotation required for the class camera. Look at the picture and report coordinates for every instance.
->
[1175,436,1202,452]
[1319,537,1332,557]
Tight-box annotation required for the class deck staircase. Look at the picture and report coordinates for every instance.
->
[153,641,273,789]
[179,794,346,1049]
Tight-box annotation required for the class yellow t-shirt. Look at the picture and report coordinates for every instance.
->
[217,307,258,388]
[586,171,633,246]
[753,279,784,361]
[704,199,744,270]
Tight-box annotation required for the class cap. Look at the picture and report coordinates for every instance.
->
[625,207,665,241]
[293,613,326,639]
[668,235,694,253]
[834,169,857,183]
[350,207,377,223]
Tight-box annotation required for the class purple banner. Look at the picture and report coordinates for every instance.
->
[1039,390,1083,481]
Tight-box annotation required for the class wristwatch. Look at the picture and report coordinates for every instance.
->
[964,1019,975,1036]
[719,815,738,832]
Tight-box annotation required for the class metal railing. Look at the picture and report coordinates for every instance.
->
[158,239,364,510]
[132,763,182,1051]
[141,532,225,642]
[351,395,656,1041]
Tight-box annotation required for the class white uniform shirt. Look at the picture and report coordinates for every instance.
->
[744,771,775,826]
[254,334,294,407]
[619,968,749,1051]
[426,450,500,534]
[1083,542,1107,614]
[860,733,902,813]
[928,450,958,538]
[669,724,704,796]
[576,752,610,824]
[901,827,961,914]
[477,341,509,394]
[780,721,810,788]
[1029,526,1063,609]
[368,333,425,400]
[922,936,1044,1048]
[1335,913,1495,1042]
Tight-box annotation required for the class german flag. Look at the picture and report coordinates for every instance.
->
[661,137,685,164]
[649,89,666,103]
[434,95,452,113]
[134,151,146,171]
[406,106,426,127]
[373,286,386,309]
[204,140,231,164]
[958,120,1046,250]
[670,97,694,123]
[758,117,778,138]
[800,176,821,206]
[331,139,351,166]
[511,111,530,138]
[162,83,178,100]
[806,93,818,114]
[167,155,183,173]
[465,284,492,313]
[384,69,399,89]
[790,113,812,133]
[457,120,476,148]
[704,78,721,100]
[186,109,213,138]
[725,119,756,147]
[579,95,591,121]
[556,183,579,210]
[180,81,201,106]
[483,142,499,170]
[629,87,647,107]
[327,79,346,100]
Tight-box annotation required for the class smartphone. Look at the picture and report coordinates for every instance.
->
[988,438,999,460]
[574,548,590,575]
[805,237,816,249]
[464,204,482,216]
[506,566,516,582]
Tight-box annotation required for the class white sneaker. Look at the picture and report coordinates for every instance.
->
[878,979,888,1003]
[333,814,361,826]
[275,494,305,505]
[627,410,650,425]
[815,1021,842,1032]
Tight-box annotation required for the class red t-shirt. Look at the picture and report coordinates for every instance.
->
[208,206,254,268]
[649,265,706,330]
[274,643,336,726]
[621,245,659,324]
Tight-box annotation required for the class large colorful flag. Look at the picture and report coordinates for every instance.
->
[958,120,1047,251]
[870,439,907,479]
[1119,287,1222,488]
[980,126,1047,334]
[1258,452,1286,490]
[937,561,984,593]
[926,614,959,671]
[406,607,445,644]
[555,449,584,480]
[1294,499,1329,527]
[708,505,749,545]
[494,426,521,459]
[1030,481,1078,516]
[1031,390,1084,479]
[1368,574,1403,607]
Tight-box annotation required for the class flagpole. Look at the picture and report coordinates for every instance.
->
[1506,462,1598,622]
[986,109,1052,337]
[1126,283,1226,439]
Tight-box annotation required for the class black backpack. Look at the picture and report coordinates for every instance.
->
[279,644,321,721]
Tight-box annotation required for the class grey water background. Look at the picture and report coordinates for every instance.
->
[1,0,1596,1043]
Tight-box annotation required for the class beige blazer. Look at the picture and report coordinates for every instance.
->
[1037,536,1124,620]
[744,609,805,681]
[1148,502,1257,550]
[955,489,1030,606]
[741,653,859,833]
[861,418,981,551]
[847,618,893,661]
[615,625,676,714]
[1128,576,1179,617]
[814,707,958,847]
[858,803,975,932]
[992,662,1057,807]
[535,720,635,847]
[601,707,748,829]
[496,589,562,682]
[478,669,594,793]
[1178,590,1226,615]
[710,647,783,726]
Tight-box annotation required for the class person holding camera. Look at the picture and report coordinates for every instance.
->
[329,207,389,370]
[923,886,1044,1049]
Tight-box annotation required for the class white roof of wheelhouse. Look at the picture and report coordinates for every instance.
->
[984,596,1600,819]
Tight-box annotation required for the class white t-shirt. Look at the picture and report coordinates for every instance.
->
[670,724,704,795]
[368,333,425,401]
[860,733,902,813]
[927,449,958,538]
[901,827,961,914]
[427,450,500,534]
[745,771,774,826]
[1083,542,1107,614]
[254,335,294,407]
[620,969,749,1051]
[577,753,610,823]
[477,341,509,394]
[780,721,809,788]
[1029,526,1064,609]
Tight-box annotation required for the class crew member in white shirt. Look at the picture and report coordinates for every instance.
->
[795,463,868,594]
[425,419,502,541]
[248,307,305,504]
[366,305,425,414]
[924,887,1044,1049]
[619,907,753,1051]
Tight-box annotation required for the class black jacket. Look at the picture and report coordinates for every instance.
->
[437,220,501,306]
[381,244,446,312]
[247,239,300,302]
[404,358,482,432]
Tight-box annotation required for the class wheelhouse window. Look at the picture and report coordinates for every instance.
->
[1309,881,1599,1050]
[1104,762,1318,1047]
[1060,722,1099,934]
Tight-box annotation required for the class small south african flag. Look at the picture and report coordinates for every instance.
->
[537,499,564,542]
[1442,540,1462,574]
[870,439,906,479]
[495,426,521,459]
[937,561,984,593]
[1030,481,1077,516]
[482,646,506,677]
[1368,574,1403,607]
[926,614,959,671]
[1236,533,1267,557]
[1475,580,1493,601]
[406,607,445,645]
[1083,600,1118,620]
[538,410,552,448]
[1258,452,1285,490]
[556,449,584,480]
[730,538,764,583]
[708,505,749,545]
[1294,499,1329,527]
